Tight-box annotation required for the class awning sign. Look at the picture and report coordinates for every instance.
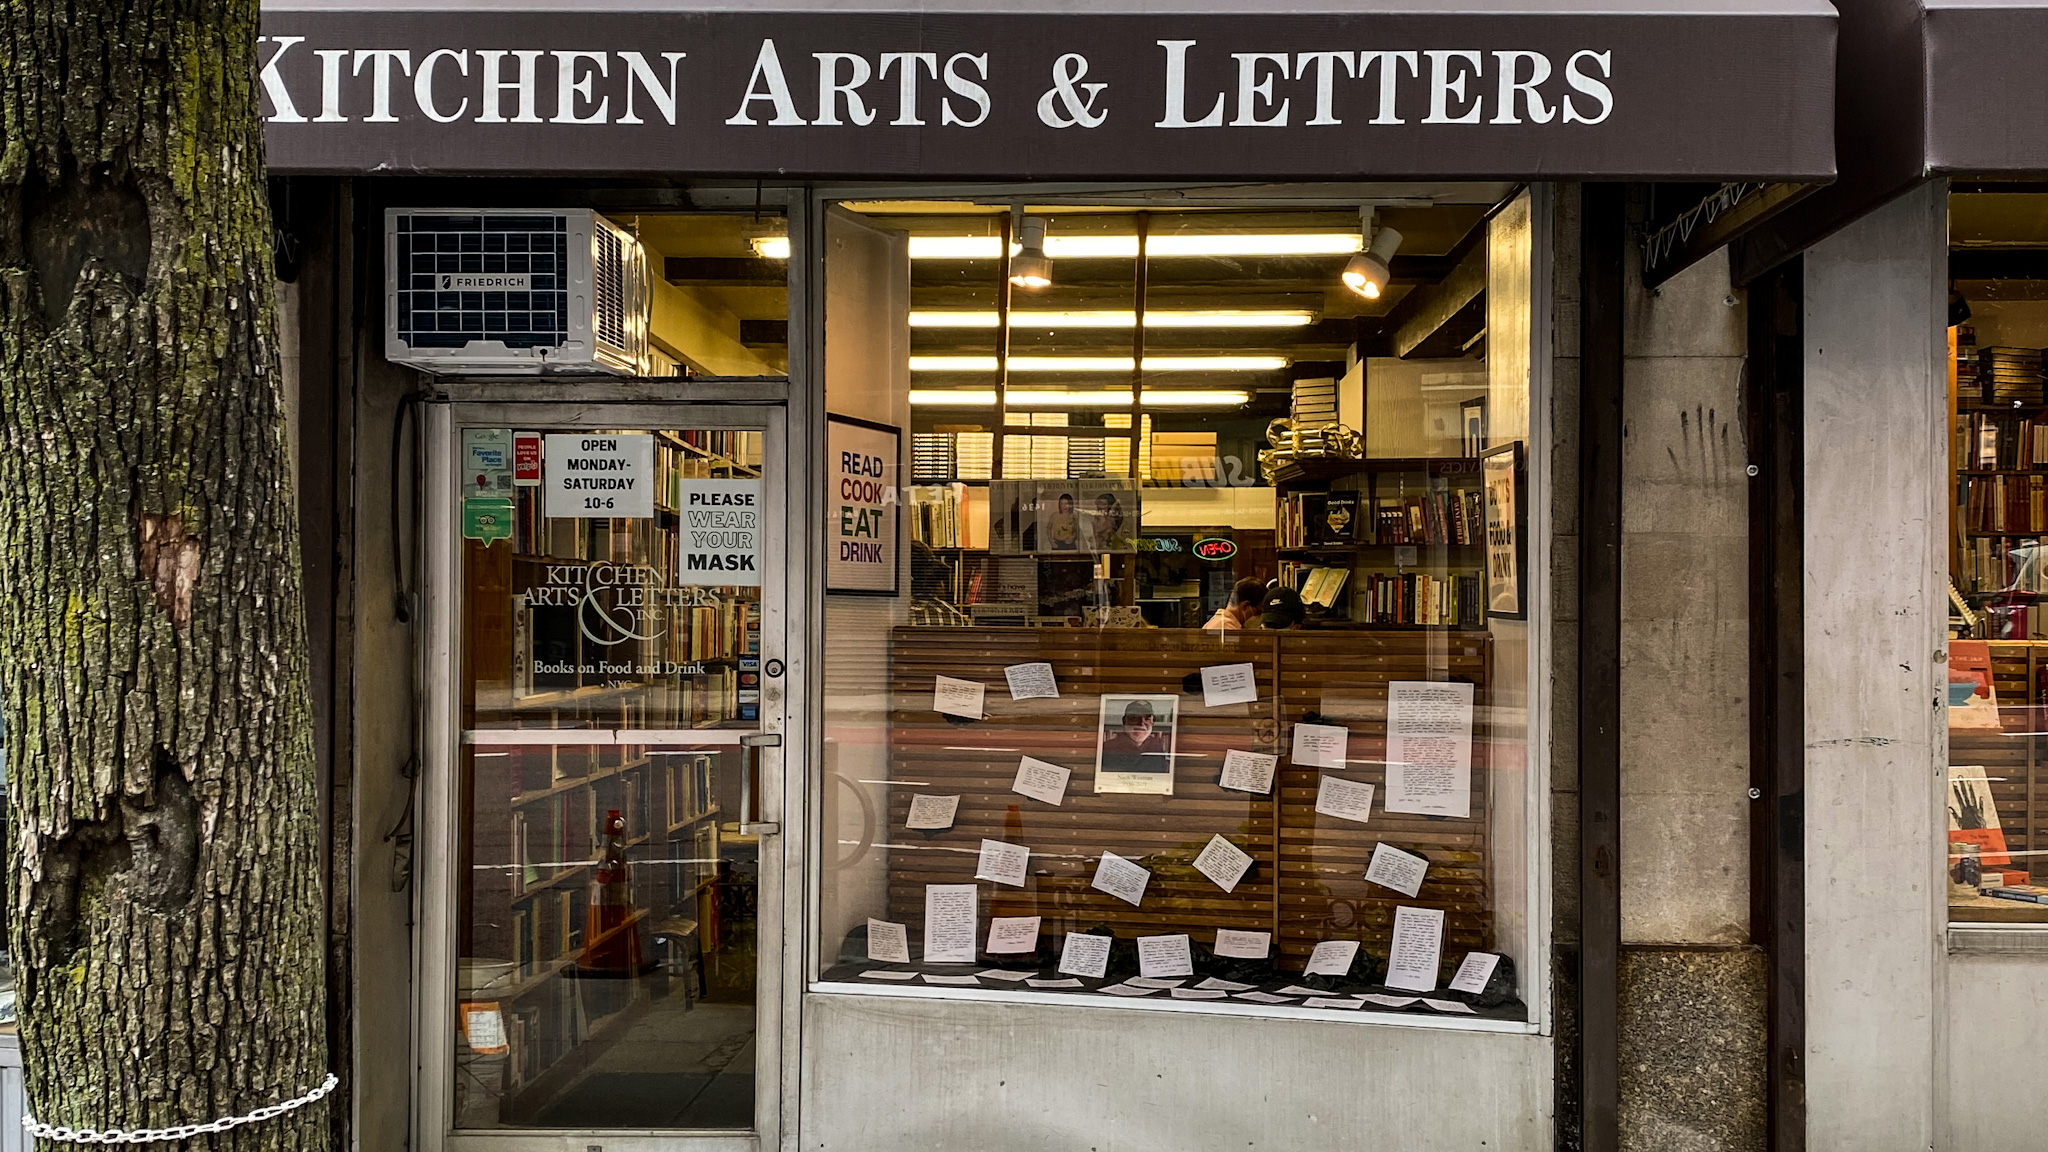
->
[676,479,764,587]
[545,433,653,519]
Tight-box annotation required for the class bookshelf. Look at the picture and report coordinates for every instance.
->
[1270,457,1487,629]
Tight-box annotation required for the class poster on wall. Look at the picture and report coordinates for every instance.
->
[1094,694,1178,796]
[827,415,900,595]
[1482,442,1526,620]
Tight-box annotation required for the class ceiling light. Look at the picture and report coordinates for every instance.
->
[1341,210,1403,300]
[748,234,790,260]
[908,389,1252,407]
[902,233,1365,260]
[1009,212,1052,290]
[905,309,1316,329]
[908,355,1287,373]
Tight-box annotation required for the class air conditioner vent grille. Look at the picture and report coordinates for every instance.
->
[393,214,569,350]
[593,227,627,350]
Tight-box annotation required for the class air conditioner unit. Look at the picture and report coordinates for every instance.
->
[386,208,649,375]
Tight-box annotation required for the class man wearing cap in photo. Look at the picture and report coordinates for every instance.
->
[1101,699,1171,773]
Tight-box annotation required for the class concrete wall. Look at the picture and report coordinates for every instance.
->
[1613,223,1767,1148]
[1945,941,2048,1148]
[1802,181,1946,1151]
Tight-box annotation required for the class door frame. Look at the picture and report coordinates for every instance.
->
[418,396,802,1152]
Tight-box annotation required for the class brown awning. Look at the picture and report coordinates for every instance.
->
[259,1,1836,180]
[1925,0,2048,172]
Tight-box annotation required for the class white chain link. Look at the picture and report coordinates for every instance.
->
[21,1072,337,1145]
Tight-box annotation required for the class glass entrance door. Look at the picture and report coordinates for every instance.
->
[423,404,788,1152]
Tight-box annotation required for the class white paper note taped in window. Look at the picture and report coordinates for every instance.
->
[1360,993,1418,1008]
[1385,680,1474,817]
[986,915,1042,954]
[1291,722,1350,769]
[1192,834,1254,893]
[1219,749,1278,794]
[1195,976,1255,991]
[1100,984,1160,996]
[1305,997,1363,1010]
[1059,932,1112,978]
[1172,987,1229,1000]
[1235,990,1296,1003]
[1028,977,1083,988]
[1136,934,1194,978]
[866,918,910,963]
[1449,951,1501,995]
[1314,775,1376,824]
[933,675,985,719]
[1423,998,1477,1013]
[1365,842,1429,897]
[1304,939,1360,976]
[859,969,918,981]
[1004,662,1059,700]
[905,793,960,830]
[1200,663,1258,708]
[922,884,978,964]
[975,839,1031,887]
[1011,756,1071,806]
[1091,851,1151,906]
[1213,928,1272,959]
[1385,905,1446,992]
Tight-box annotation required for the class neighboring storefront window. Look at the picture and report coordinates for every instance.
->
[1946,189,2048,924]
[817,190,1543,1022]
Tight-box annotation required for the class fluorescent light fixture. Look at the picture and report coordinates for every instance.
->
[909,355,1287,372]
[897,233,1364,260]
[749,234,791,260]
[906,309,1316,329]
[909,389,1251,407]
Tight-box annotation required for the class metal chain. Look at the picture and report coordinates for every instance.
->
[21,1073,338,1145]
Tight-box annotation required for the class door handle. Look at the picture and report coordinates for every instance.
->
[738,731,782,836]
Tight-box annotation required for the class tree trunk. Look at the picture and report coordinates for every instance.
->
[0,4,330,1149]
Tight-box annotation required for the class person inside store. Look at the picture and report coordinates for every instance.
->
[1259,585,1307,629]
[1100,699,1171,773]
[909,541,969,626]
[1204,578,1268,631]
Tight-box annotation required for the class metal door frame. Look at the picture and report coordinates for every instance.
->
[419,397,801,1152]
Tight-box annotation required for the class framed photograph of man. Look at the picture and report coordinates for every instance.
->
[1094,694,1179,795]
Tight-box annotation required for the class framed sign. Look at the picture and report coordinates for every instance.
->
[827,414,901,595]
[1481,441,1526,620]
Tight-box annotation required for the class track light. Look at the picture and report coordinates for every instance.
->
[1342,210,1403,300]
[1009,212,1052,290]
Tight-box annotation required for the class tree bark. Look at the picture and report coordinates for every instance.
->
[0,4,330,1149]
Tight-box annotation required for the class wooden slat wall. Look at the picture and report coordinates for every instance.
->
[884,627,1493,975]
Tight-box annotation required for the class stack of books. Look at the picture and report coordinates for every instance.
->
[1979,347,2045,407]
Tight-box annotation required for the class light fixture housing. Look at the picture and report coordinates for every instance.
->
[1009,214,1052,290]
[1342,223,1403,300]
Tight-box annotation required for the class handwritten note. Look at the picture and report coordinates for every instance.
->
[1028,977,1083,988]
[921,973,980,985]
[1360,993,1418,1008]
[1449,951,1502,995]
[1059,932,1112,978]
[986,915,1042,954]
[1304,939,1360,977]
[922,884,978,963]
[1385,681,1474,817]
[1091,851,1151,906]
[978,968,1035,981]
[1200,663,1259,708]
[866,918,910,963]
[1004,662,1060,700]
[1291,722,1350,769]
[975,839,1032,887]
[905,793,960,830]
[933,675,985,719]
[1137,934,1195,978]
[1193,834,1254,893]
[1219,749,1278,794]
[1127,976,1186,989]
[860,969,918,981]
[1171,987,1229,1000]
[1235,991,1296,1003]
[1195,976,1254,991]
[1314,776,1376,823]
[1011,757,1071,806]
[1423,998,1477,1014]
[1385,905,1446,992]
[1305,996,1363,1010]
[1213,928,1272,959]
[1100,984,1159,996]
[1365,842,1430,897]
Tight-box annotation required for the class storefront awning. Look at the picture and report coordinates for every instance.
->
[258,0,1835,180]
[1925,0,2048,172]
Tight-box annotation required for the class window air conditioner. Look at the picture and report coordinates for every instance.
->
[385,208,649,375]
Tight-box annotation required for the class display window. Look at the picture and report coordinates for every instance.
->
[817,188,1547,1024]
[1945,187,2048,925]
